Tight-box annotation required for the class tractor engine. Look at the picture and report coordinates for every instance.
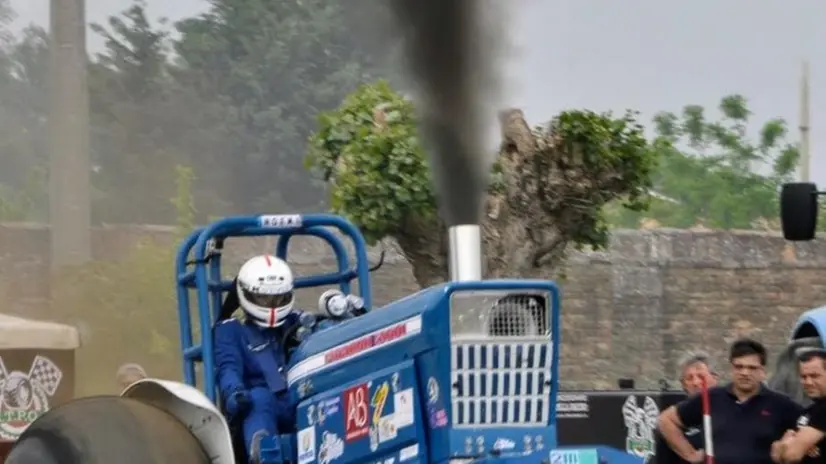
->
[284,279,559,464]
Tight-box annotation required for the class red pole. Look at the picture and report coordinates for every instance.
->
[701,376,715,464]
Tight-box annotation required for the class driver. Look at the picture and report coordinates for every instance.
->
[214,254,300,464]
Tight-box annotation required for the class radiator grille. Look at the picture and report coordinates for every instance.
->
[449,290,553,428]
[451,341,553,427]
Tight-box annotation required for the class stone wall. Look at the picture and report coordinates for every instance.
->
[2,223,826,391]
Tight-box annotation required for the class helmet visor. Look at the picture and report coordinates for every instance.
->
[243,290,293,309]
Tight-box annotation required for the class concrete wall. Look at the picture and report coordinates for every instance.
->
[2,223,825,391]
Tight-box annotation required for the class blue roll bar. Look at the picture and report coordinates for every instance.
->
[174,214,373,401]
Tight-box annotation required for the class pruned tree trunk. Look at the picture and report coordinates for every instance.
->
[394,109,573,287]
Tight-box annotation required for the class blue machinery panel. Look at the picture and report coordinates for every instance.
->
[174,214,373,401]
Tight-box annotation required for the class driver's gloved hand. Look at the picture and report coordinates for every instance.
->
[226,389,252,416]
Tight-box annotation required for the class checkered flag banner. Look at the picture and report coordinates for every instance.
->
[28,356,61,396]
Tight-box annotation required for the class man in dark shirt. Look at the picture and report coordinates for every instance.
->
[658,338,802,464]
[655,352,718,463]
[772,349,826,463]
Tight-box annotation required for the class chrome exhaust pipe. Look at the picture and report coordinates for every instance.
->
[448,224,482,281]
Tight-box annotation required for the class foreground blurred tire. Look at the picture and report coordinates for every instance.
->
[7,396,209,464]
[780,182,818,241]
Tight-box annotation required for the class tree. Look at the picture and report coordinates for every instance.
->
[0,25,49,221]
[88,1,184,223]
[307,81,660,286]
[87,1,236,223]
[172,0,398,213]
[0,0,14,47]
[609,95,799,229]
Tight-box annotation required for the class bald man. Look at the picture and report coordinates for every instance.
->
[116,363,147,391]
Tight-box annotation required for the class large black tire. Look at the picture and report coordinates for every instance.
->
[6,396,210,464]
[781,182,819,241]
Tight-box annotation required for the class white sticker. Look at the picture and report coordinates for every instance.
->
[493,438,515,451]
[318,432,344,464]
[427,377,439,404]
[550,450,580,464]
[391,373,400,392]
[259,214,302,228]
[378,415,398,443]
[297,426,316,464]
[369,425,379,451]
[394,388,414,428]
[399,443,419,462]
[307,405,316,426]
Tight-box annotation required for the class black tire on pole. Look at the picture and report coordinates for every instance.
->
[6,396,210,464]
[780,182,819,241]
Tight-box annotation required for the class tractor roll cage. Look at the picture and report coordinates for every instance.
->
[175,213,373,402]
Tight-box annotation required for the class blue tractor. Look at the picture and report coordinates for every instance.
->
[7,213,643,464]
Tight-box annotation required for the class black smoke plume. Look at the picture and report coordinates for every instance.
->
[389,0,502,227]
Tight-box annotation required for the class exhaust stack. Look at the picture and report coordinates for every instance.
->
[448,224,482,281]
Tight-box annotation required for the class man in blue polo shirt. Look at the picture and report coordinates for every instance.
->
[658,338,803,464]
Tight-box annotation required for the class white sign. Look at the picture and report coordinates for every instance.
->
[259,214,302,228]
[556,393,590,419]
[622,395,659,462]
[297,426,317,464]
[378,415,398,443]
[318,432,344,464]
[399,444,419,462]
[393,388,414,428]
[0,355,63,440]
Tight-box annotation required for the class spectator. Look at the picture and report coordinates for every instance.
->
[658,338,802,464]
[771,348,826,463]
[116,363,147,391]
[655,351,719,463]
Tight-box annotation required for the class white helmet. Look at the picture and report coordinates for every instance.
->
[236,255,295,328]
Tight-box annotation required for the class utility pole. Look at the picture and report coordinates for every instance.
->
[799,60,811,182]
[49,0,91,269]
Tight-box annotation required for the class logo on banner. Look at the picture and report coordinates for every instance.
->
[621,395,659,462]
[0,355,63,440]
[344,383,369,441]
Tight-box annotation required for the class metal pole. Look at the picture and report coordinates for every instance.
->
[49,0,91,269]
[799,60,811,182]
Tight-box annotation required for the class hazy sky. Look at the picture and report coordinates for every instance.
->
[11,0,826,184]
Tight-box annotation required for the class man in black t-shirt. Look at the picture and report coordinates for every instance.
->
[660,339,802,464]
[773,349,826,463]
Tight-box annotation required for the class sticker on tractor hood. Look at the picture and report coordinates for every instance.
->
[287,316,422,385]
[493,438,515,451]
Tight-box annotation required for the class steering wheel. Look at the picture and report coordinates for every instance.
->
[281,313,331,357]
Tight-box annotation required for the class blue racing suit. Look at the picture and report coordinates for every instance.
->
[214,313,301,461]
